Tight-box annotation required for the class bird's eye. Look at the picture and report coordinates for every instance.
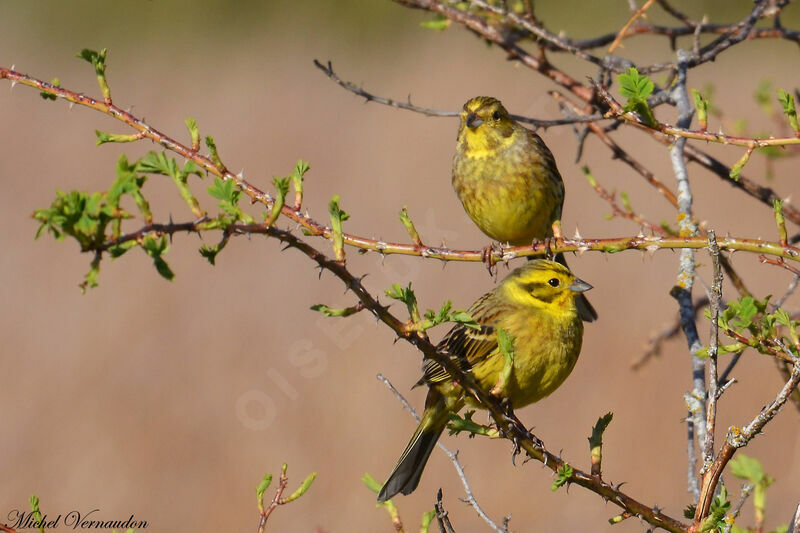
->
[492,110,501,120]
[548,278,560,288]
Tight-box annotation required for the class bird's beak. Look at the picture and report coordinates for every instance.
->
[569,279,593,293]
[466,112,483,129]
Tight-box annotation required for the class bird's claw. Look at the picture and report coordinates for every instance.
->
[543,237,555,260]
[481,243,501,275]
[496,399,546,465]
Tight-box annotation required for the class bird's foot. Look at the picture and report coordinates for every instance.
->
[481,242,502,275]
[496,399,545,465]
[543,237,555,261]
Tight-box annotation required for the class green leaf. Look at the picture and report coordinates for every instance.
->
[290,159,309,208]
[729,148,753,182]
[199,242,226,265]
[588,412,613,450]
[29,494,44,533]
[256,474,273,499]
[328,194,349,263]
[39,77,60,101]
[205,135,225,170]
[620,191,633,214]
[551,464,573,491]
[774,308,792,328]
[446,410,496,438]
[448,310,480,330]
[626,99,658,128]
[618,67,654,100]
[581,166,597,187]
[310,304,362,317]
[385,282,413,304]
[683,505,697,520]
[108,240,137,258]
[208,177,236,201]
[699,484,730,532]
[284,472,317,503]
[420,509,437,532]
[94,130,141,145]
[420,14,451,30]
[728,297,758,329]
[185,116,200,149]
[361,472,382,493]
[730,454,769,484]
[76,48,110,100]
[293,159,310,182]
[142,235,174,281]
[264,176,290,226]
[692,89,709,130]
[618,68,657,127]
[755,80,774,116]
[777,89,799,134]
[492,328,515,396]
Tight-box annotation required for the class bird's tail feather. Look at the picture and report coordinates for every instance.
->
[377,398,449,502]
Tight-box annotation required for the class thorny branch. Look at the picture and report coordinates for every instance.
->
[231,223,689,532]
[7,65,800,269]
[703,233,723,473]
[692,347,800,531]
[312,60,604,129]
[4,0,800,529]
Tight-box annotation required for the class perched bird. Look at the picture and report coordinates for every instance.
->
[452,96,597,322]
[378,259,591,502]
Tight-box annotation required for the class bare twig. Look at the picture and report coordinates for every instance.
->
[8,67,800,266]
[597,82,800,148]
[435,490,457,533]
[312,60,604,128]
[376,374,508,533]
[693,343,800,529]
[721,483,754,533]
[608,0,658,53]
[632,296,709,370]
[551,90,680,208]
[258,465,289,533]
[702,232,722,471]
[787,501,800,533]
[391,0,595,103]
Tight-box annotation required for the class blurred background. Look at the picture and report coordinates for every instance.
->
[2,1,800,531]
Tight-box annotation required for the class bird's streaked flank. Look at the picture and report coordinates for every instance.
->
[452,96,597,322]
[378,259,591,502]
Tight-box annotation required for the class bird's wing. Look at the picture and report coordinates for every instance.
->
[419,294,503,385]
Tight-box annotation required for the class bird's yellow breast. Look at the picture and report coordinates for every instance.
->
[453,128,564,246]
[472,306,583,408]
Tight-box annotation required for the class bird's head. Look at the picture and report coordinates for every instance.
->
[457,96,517,156]
[500,259,593,317]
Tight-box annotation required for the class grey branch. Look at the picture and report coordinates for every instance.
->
[703,232,723,469]
[312,59,604,129]
[377,374,509,533]
[669,49,704,503]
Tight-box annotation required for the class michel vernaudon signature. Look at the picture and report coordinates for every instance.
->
[3,509,147,530]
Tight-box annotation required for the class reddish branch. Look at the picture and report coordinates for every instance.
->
[231,223,689,533]
[258,469,289,533]
[691,356,800,530]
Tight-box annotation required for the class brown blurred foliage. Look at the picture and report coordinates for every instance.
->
[1,1,799,532]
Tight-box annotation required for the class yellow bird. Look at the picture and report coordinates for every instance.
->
[378,259,591,502]
[452,96,597,322]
